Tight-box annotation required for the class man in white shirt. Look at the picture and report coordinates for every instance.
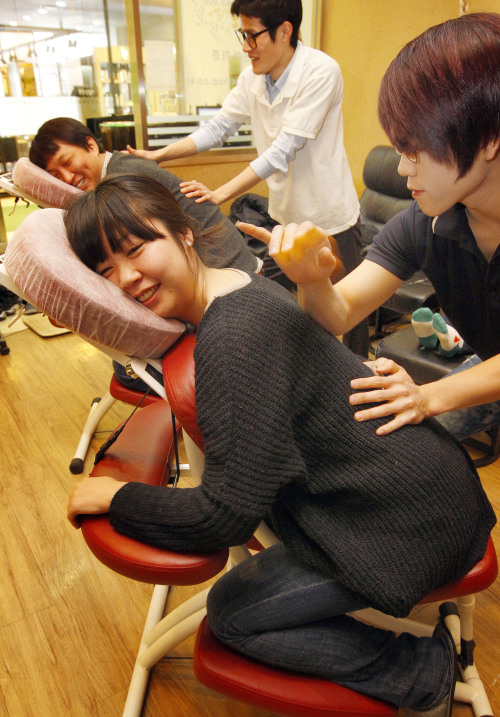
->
[130,0,367,355]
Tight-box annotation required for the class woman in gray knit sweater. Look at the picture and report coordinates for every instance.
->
[65,175,495,717]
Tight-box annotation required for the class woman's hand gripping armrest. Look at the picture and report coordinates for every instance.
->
[67,476,126,529]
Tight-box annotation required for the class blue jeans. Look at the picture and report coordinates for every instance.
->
[436,354,500,440]
[207,543,451,710]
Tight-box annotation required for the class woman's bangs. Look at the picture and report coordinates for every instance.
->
[98,195,164,253]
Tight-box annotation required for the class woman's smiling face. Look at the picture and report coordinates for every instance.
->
[96,225,204,325]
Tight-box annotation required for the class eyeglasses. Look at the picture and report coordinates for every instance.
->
[235,27,269,49]
[395,149,419,164]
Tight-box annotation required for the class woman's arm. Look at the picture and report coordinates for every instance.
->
[67,474,261,551]
[66,305,302,545]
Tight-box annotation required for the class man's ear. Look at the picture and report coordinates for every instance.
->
[280,20,293,44]
[484,137,500,162]
[86,136,100,154]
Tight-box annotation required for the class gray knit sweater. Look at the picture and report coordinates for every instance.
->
[110,274,495,617]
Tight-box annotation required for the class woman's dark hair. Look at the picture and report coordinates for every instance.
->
[29,117,104,169]
[230,0,302,48]
[378,12,500,177]
[64,174,220,271]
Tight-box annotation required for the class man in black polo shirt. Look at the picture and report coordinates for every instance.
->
[241,12,500,443]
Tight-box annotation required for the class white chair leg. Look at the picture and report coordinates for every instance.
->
[123,604,208,717]
[352,595,493,717]
[455,665,494,717]
[70,390,116,474]
[138,607,207,672]
[455,595,493,717]
[143,586,212,648]
[122,584,170,717]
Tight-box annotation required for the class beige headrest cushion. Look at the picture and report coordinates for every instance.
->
[4,208,185,358]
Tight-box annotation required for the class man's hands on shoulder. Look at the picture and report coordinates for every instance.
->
[351,358,432,435]
[179,180,220,205]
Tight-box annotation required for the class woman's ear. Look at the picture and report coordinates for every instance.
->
[184,228,194,247]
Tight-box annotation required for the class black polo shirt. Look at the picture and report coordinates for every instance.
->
[367,202,500,360]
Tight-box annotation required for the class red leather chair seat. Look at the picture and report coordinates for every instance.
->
[420,536,497,603]
[194,617,397,717]
[80,400,228,585]
[193,539,497,716]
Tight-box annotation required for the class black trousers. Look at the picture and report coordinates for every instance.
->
[333,218,369,358]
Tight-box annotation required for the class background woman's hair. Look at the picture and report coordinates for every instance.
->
[64,174,224,270]
[378,12,500,177]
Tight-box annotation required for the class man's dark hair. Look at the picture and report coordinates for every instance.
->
[230,0,302,48]
[378,12,500,178]
[29,117,104,169]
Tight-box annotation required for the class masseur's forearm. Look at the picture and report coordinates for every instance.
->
[211,165,261,206]
[297,279,351,337]
[154,136,199,163]
[422,353,500,417]
[297,260,403,339]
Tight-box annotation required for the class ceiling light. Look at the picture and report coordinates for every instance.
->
[38,7,48,14]
[23,14,32,20]
[55,1,66,6]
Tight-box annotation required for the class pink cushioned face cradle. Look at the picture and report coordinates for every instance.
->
[12,157,81,208]
[4,208,185,358]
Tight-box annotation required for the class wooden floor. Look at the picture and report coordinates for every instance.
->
[0,324,498,717]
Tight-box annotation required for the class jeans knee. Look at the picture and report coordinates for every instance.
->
[206,578,226,639]
[206,570,254,646]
